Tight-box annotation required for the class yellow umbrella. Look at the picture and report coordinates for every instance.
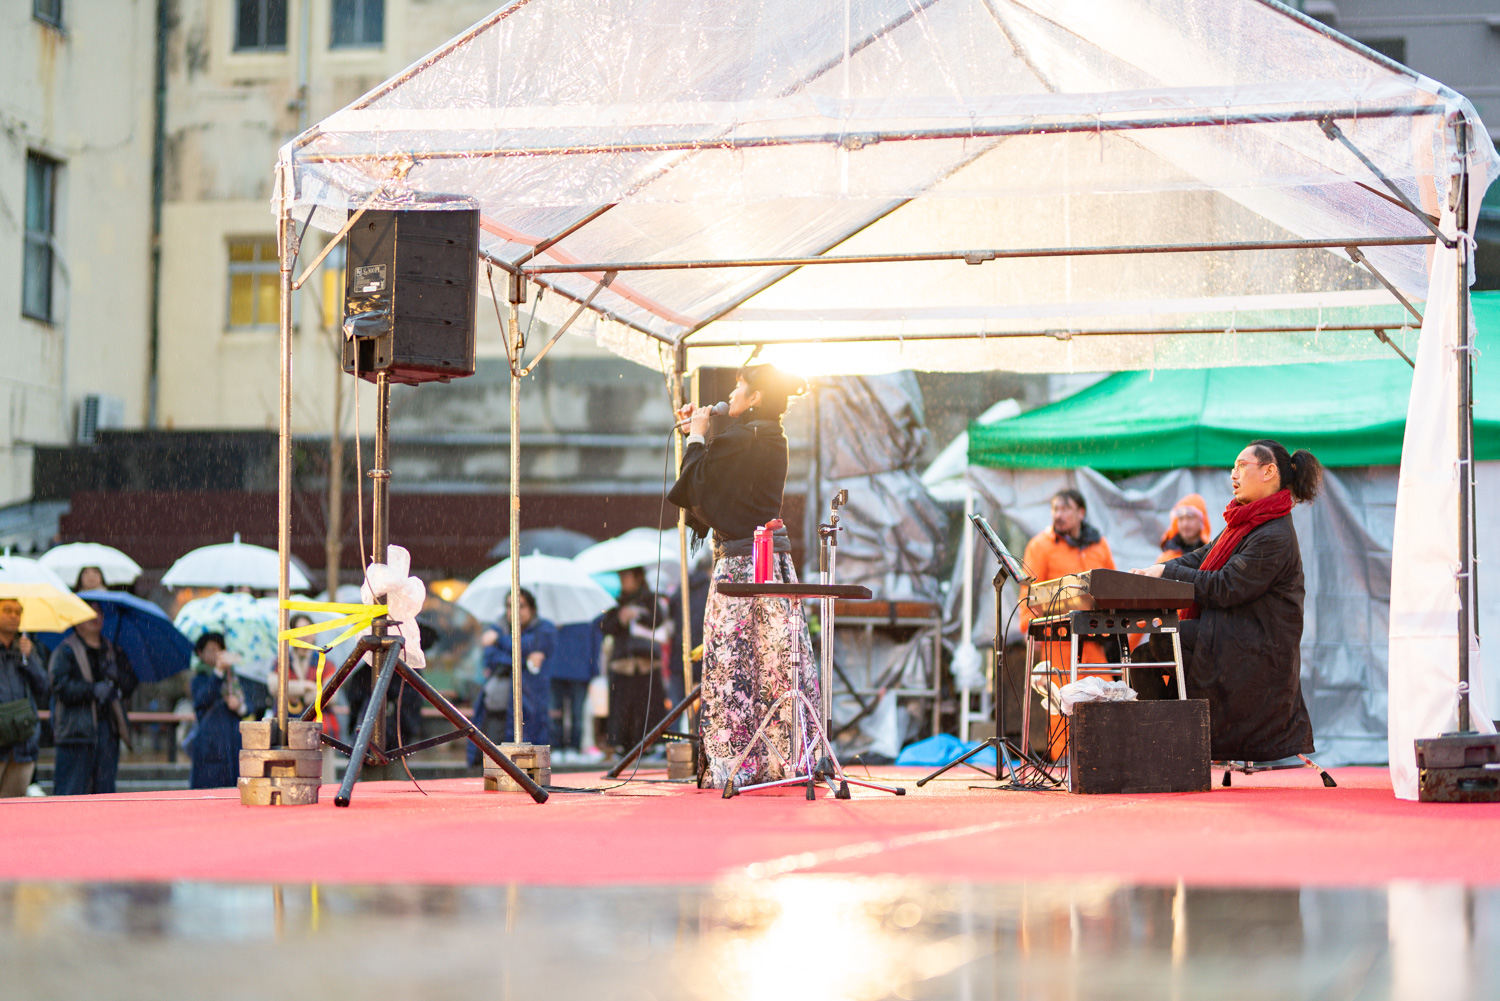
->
[0,557,99,632]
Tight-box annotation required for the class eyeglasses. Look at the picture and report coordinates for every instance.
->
[1231,460,1267,474]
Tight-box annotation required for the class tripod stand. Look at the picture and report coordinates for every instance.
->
[304,370,546,807]
[916,515,1062,791]
[716,493,905,799]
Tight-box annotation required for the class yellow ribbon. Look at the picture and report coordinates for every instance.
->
[278,600,389,725]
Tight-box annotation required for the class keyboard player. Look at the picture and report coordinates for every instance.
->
[1018,489,1116,757]
[1127,440,1321,763]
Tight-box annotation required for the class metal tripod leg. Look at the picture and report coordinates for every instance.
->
[606,683,701,779]
[335,639,403,807]
[393,656,547,802]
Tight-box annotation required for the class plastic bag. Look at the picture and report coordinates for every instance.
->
[1058,677,1137,716]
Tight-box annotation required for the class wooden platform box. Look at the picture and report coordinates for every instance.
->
[1068,699,1211,794]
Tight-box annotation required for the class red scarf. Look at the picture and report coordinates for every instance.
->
[1180,488,1294,619]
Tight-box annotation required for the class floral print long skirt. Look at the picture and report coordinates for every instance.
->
[700,551,821,789]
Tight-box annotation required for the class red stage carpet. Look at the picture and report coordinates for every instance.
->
[2,767,1495,887]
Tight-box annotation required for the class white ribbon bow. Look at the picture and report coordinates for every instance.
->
[361,545,427,670]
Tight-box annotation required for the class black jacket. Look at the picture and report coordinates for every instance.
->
[601,587,673,664]
[0,637,48,761]
[1160,516,1314,761]
[667,414,788,542]
[48,638,138,746]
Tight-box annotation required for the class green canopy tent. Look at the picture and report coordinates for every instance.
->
[969,293,1500,471]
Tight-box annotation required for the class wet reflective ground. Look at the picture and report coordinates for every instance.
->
[3,878,1496,1000]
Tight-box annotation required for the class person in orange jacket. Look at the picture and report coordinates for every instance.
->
[1157,494,1213,562]
[1017,489,1116,758]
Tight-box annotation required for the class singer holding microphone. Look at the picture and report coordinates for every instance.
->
[668,364,815,789]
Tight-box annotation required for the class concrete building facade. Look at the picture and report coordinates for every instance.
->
[0,2,157,506]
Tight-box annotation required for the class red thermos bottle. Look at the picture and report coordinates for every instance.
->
[753,519,783,583]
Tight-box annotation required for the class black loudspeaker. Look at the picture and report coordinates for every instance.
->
[342,207,479,385]
[1068,699,1211,794]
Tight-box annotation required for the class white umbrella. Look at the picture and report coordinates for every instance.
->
[39,542,144,587]
[457,554,613,626]
[0,557,97,632]
[574,527,682,576]
[161,533,311,591]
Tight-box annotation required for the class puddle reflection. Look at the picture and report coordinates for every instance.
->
[1,878,1495,1000]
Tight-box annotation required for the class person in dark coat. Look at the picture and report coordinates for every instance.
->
[475,588,556,754]
[0,598,48,797]
[188,632,252,789]
[49,600,138,796]
[600,568,673,756]
[1130,439,1322,762]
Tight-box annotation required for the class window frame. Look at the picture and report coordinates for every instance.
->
[22,152,60,325]
[233,0,288,53]
[225,235,282,331]
[32,0,63,30]
[330,0,385,50]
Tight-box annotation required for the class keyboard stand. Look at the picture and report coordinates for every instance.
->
[1021,609,1187,778]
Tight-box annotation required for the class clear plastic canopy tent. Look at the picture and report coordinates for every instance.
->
[270,0,1498,796]
[278,0,1494,376]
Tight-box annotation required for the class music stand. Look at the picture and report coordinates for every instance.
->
[916,515,1061,790]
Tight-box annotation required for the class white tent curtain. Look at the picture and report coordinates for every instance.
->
[1387,208,1495,800]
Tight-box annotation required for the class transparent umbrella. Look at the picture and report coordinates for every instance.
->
[162,533,311,592]
[39,542,144,587]
[457,554,613,626]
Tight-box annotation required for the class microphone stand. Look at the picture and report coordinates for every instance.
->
[916,518,1061,790]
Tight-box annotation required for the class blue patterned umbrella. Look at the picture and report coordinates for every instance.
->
[173,592,278,681]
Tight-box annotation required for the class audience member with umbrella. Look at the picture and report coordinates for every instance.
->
[173,592,273,719]
[187,631,253,789]
[0,597,49,798]
[48,598,139,796]
[39,543,142,592]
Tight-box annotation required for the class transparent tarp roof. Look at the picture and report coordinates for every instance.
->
[279,0,1497,374]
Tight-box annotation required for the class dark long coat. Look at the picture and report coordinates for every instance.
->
[1155,515,1315,761]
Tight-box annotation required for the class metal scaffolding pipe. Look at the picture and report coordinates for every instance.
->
[293,103,1440,165]
[684,322,1416,348]
[275,168,294,744]
[521,234,1435,277]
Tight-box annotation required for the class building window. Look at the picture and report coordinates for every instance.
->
[1356,37,1407,66]
[33,0,63,29]
[235,0,287,52]
[227,237,281,328]
[23,153,59,324]
[331,0,383,49]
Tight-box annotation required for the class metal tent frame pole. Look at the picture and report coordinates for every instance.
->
[509,298,524,744]
[1454,120,1476,733]
[519,235,1436,278]
[275,166,294,745]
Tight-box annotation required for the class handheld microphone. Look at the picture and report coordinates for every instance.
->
[674,401,728,427]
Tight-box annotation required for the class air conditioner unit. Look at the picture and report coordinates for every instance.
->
[76,394,126,445]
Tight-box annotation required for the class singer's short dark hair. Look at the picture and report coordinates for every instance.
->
[736,364,807,417]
